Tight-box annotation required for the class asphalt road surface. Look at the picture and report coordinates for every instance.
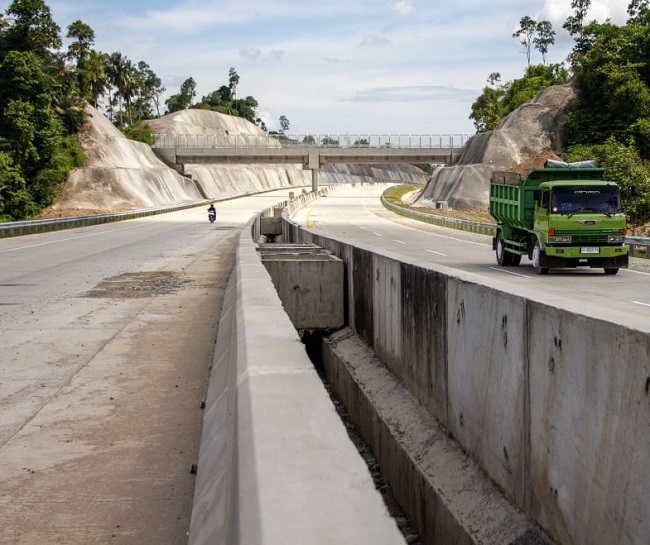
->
[0,190,294,545]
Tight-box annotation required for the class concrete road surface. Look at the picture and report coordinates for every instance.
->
[0,190,295,544]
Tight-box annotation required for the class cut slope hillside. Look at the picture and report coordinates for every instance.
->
[412,81,578,210]
[49,105,204,212]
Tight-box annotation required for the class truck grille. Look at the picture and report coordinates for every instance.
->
[556,230,621,244]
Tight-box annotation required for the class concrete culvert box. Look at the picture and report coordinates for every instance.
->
[259,244,345,330]
[259,216,283,236]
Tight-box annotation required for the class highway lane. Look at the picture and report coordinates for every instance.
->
[0,191,291,315]
[0,189,295,545]
[291,185,650,329]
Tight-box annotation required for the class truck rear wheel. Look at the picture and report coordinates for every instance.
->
[531,240,549,275]
[496,234,512,266]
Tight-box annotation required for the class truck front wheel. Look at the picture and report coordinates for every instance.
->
[604,268,619,275]
[531,240,549,275]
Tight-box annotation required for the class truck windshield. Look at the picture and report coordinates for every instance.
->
[551,186,622,215]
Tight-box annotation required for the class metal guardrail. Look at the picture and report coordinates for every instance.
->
[0,186,314,239]
[151,133,471,150]
[0,202,204,239]
[380,191,650,258]
[625,236,650,257]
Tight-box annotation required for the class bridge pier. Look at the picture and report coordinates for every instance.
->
[307,148,321,193]
[311,169,319,192]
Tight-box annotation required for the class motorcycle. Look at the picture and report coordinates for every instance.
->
[208,209,216,223]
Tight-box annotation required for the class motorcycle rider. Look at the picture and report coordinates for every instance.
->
[207,203,216,218]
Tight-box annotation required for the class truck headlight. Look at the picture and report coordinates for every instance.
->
[549,235,572,244]
[607,235,624,243]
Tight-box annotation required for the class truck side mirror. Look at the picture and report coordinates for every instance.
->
[630,185,640,197]
[533,189,541,202]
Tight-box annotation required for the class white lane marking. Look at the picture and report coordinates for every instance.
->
[488,266,533,278]
[0,223,151,253]
[631,300,650,307]
[393,239,407,245]
[625,269,650,276]
[364,202,491,247]
[427,249,447,257]
[336,198,384,237]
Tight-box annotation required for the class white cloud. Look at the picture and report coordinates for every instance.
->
[390,1,415,16]
[359,35,392,47]
[540,0,628,27]
[239,47,285,62]
[347,85,477,103]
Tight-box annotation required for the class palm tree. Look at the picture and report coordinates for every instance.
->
[86,50,108,108]
[105,52,135,127]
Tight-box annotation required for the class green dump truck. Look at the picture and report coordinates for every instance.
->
[489,160,629,275]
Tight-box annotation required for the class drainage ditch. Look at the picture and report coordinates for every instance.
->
[300,330,423,545]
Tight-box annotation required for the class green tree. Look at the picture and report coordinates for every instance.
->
[279,115,290,133]
[194,68,268,129]
[501,63,569,112]
[165,77,196,113]
[534,21,556,65]
[563,19,650,150]
[0,49,83,219]
[235,95,260,124]
[470,86,505,133]
[0,150,32,221]
[513,16,537,66]
[1,0,61,57]
[563,0,593,61]
[228,67,239,99]
[565,137,650,225]
[66,20,95,99]
[135,61,164,118]
[105,52,126,123]
[628,0,650,16]
[86,50,108,108]
[122,120,152,144]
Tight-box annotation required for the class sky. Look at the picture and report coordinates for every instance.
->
[7,0,631,136]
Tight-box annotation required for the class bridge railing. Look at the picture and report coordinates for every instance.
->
[151,133,471,150]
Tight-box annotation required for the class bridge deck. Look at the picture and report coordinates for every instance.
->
[151,133,469,167]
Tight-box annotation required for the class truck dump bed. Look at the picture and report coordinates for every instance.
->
[489,171,531,230]
[489,167,606,230]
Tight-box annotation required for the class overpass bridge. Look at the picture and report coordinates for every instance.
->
[151,133,470,191]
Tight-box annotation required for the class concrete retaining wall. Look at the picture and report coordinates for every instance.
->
[283,219,650,545]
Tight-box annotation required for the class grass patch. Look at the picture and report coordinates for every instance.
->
[383,185,494,223]
[383,185,419,205]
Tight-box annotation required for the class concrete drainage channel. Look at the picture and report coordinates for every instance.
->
[257,240,424,545]
[257,241,424,544]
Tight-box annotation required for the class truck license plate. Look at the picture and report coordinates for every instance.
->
[581,247,599,254]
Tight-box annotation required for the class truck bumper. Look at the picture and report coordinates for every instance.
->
[541,251,628,269]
